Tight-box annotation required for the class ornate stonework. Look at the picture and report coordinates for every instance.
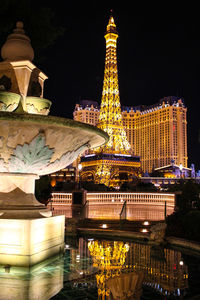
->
[0,113,108,176]
[8,133,54,173]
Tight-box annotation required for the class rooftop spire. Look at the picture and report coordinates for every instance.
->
[106,10,118,35]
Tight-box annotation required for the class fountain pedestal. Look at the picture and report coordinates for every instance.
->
[0,216,65,267]
[0,173,65,267]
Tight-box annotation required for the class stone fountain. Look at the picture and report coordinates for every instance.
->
[0,22,108,267]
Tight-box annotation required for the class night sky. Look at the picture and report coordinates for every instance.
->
[7,4,200,169]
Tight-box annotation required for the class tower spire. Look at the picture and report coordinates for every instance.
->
[97,14,131,154]
[106,10,118,35]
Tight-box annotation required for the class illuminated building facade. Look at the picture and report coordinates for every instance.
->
[131,97,187,173]
[79,14,141,187]
[74,97,187,174]
[73,100,99,126]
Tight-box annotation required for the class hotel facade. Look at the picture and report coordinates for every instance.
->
[73,96,187,173]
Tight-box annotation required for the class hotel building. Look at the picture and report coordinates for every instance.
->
[74,96,187,173]
[73,100,99,126]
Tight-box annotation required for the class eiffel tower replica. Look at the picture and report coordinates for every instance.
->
[81,13,141,187]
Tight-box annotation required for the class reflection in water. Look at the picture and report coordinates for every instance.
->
[86,239,189,299]
[0,237,190,299]
[0,256,64,300]
[88,240,130,298]
[106,272,144,300]
[127,243,188,297]
[87,239,188,299]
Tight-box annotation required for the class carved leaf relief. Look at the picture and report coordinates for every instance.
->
[9,133,54,173]
[0,132,90,175]
[40,142,89,175]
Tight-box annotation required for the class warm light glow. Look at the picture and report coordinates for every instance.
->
[133,98,187,172]
[78,163,82,171]
[88,240,129,297]
[101,224,108,229]
[51,178,56,187]
[141,228,148,233]
[0,216,65,266]
[0,221,22,254]
[143,221,150,226]
[95,16,132,158]
[96,164,111,186]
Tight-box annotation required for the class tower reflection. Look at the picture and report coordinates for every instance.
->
[86,238,188,299]
[88,240,144,299]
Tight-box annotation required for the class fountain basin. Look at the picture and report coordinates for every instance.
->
[0,111,108,176]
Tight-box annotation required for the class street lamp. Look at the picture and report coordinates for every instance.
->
[78,163,82,171]
[78,163,82,189]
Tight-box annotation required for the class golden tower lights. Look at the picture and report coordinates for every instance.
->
[80,13,141,187]
[97,14,132,154]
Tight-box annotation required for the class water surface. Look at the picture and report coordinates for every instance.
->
[0,236,199,299]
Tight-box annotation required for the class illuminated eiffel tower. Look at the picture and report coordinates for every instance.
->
[81,13,141,187]
[97,14,131,154]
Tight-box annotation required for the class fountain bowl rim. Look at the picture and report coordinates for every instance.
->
[0,111,109,146]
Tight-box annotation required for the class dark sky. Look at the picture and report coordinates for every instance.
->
[27,4,200,170]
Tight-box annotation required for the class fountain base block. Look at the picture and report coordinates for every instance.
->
[0,215,65,267]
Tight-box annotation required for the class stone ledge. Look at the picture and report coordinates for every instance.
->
[77,228,150,241]
[166,236,200,253]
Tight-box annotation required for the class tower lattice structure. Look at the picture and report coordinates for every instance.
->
[96,15,131,155]
[80,14,141,187]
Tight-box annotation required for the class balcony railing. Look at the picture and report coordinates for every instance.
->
[49,191,175,221]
